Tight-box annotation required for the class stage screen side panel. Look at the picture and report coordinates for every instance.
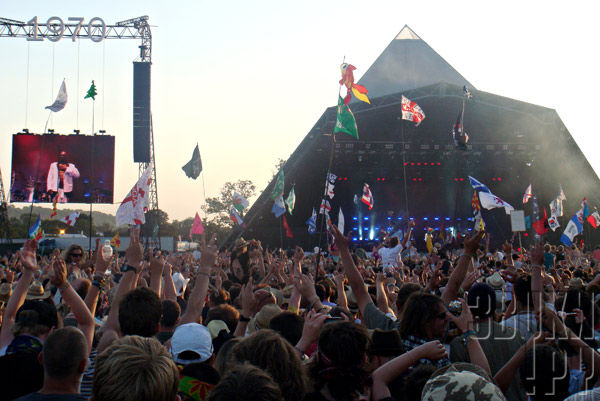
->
[10,134,115,204]
[133,62,151,163]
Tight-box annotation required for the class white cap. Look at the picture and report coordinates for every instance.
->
[170,323,214,365]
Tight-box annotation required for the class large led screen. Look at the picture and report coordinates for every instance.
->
[10,134,115,204]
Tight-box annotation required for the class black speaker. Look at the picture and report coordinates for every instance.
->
[133,62,151,163]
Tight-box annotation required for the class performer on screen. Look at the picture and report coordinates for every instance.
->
[46,150,80,203]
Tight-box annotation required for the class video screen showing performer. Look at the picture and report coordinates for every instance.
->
[10,133,115,204]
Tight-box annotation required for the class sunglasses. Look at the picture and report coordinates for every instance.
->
[70,253,83,258]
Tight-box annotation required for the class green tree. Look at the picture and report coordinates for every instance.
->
[203,180,256,229]
[142,209,169,238]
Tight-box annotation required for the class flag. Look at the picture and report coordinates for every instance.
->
[110,232,121,249]
[282,215,293,238]
[548,215,560,232]
[561,214,583,246]
[229,205,245,227]
[181,145,202,179]
[319,199,331,215]
[425,232,433,254]
[522,184,532,204]
[463,85,472,99]
[587,211,600,229]
[232,192,249,214]
[525,215,532,230]
[334,96,359,139]
[452,111,469,149]
[361,183,373,210]
[468,176,491,194]
[189,212,204,238]
[116,165,152,226]
[338,208,345,234]
[327,173,337,184]
[271,196,286,218]
[28,215,43,241]
[550,197,563,218]
[84,80,97,100]
[558,184,566,201]
[60,211,81,227]
[471,191,481,212]
[475,211,486,231]
[439,224,446,245]
[576,198,590,224]
[271,170,284,200]
[478,191,514,215]
[339,63,370,105]
[50,196,58,218]
[326,182,335,199]
[400,95,426,126]
[532,208,549,235]
[306,208,317,234]
[45,79,68,112]
[285,186,296,215]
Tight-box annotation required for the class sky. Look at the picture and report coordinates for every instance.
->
[1,0,599,223]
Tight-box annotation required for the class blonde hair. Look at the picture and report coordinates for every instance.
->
[93,335,179,401]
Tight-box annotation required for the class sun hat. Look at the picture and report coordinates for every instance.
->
[206,320,230,339]
[486,272,505,290]
[170,323,214,365]
[25,281,51,300]
[248,304,282,334]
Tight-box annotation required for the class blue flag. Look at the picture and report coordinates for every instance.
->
[468,176,491,193]
[271,196,286,218]
[560,214,583,246]
[28,215,42,240]
[306,208,317,234]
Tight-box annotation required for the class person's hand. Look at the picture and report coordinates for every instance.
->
[215,272,223,290]
[463,230,484,256]
[537,306,568,338]
[408,219,416,229]
[293,246,304,265]
[414,340,447,361]
[525,331,552,350]
[293,273,318,303]
[461,270,480,291]
[376,272,385,286]
[299,310,328,345]
[93,239,114,275]
[502,241,513,256]
[240,277,258,318]
[447,298,474,333]
[50,259,67,288]
[330,224,351,250]
[149,251,166,277]
[333,271,345,287]
[19,239,39,273]
[500,266,520,284]
[125,227,143,268]
[531,242,544,266]
[199,234,218,273]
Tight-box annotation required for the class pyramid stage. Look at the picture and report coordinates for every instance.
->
[225,26,600,250]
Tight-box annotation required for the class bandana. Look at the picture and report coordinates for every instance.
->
[178,375,215,401]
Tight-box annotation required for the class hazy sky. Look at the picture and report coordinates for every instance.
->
[1,1,599,222]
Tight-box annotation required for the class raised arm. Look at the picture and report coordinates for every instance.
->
[448,298,491,375]
[51,259,95,353]
[331,224,372,315]
[0,240,37,349]
[178,234,217,326]
[441,230,484,304]
[84,239,114,317]
[149,252,165,296]
[333,271,348,311]
[401,220,415,249]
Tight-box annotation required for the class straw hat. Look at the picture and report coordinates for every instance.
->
[486,272,505,290]
[248,304,282,334]
[26,280,51,300]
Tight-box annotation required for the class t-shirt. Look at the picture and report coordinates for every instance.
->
[379,243,403,268]
[543,253,555,270]
[15,393,87,401]
[501,311,537,341]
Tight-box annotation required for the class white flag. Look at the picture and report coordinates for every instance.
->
[326,182,335,199]
[45,79,68,112]
[522,184,532,204]
[550,198,563,217]
[338,208,345,233]
[548,215,560,231]
[60,211,80,227]
[116,165,152,226]
[478,191,514,215]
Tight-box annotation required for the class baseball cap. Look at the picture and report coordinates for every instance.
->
[170,323,214,365]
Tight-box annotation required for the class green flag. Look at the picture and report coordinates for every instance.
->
[333,96,358,139]
[285,186,296,215]
[271,170,284,200]
[84,80,97,100]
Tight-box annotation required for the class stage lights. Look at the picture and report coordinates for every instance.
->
[404,162,442,166]
[363,217,369,221]
[353,217,358,220]
[491,177,503,181]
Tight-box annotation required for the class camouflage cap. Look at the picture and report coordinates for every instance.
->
[421,370,506,401]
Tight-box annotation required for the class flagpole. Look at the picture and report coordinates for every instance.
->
[400,120,410,218]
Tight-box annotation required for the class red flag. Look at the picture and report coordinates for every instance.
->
[339,63,370,105]
[282,215,293,238]
[361,184,373,210]
[532,208,549,235]
[189,212,205,239]
[587,211,600,229]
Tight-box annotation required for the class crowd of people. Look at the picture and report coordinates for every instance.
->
[1,222,600,401]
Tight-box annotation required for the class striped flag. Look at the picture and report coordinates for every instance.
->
[522,184,532,204]
[229,206,246,227]
[28,215,43,240]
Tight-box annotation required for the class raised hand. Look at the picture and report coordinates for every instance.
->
[330,224,351,250]
[50,259,68,288]
[463,230,485,256]
[531,242,544,266]
[19,239,39,273]
[448,298,474,333]
[125,227,143,268]
[199,234,218,272]
[240,277,258,318]
[414,340,447,361]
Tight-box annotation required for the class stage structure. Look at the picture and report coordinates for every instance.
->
[225,26,600,250]
[0,16,160,247]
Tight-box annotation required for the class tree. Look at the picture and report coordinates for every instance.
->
[203,180,256,229]
[142,209,169,238]
[272,158,286,179]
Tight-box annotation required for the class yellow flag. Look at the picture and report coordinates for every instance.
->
[425,233,433,254]
[351,87,370,104]
[110,232,121,249]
